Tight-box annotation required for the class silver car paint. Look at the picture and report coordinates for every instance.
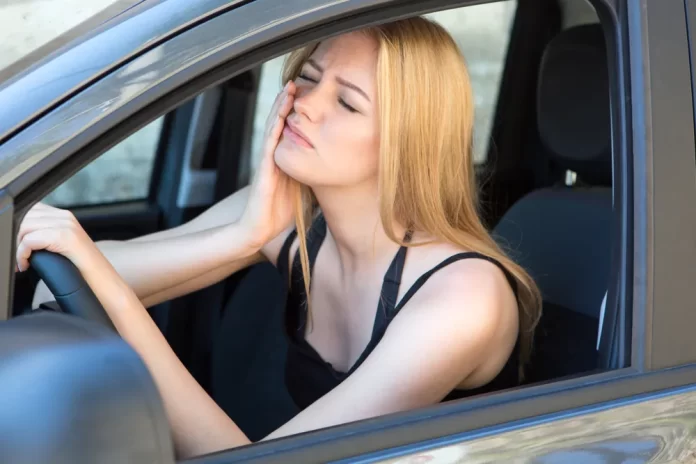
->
[364,387,696,463]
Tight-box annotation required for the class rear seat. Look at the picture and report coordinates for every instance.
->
[493,24,613,382]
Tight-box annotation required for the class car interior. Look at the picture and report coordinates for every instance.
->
[8,0,618,454]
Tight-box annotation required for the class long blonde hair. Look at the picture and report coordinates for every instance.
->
[280,17,542,378]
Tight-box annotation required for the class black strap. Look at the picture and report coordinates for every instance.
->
[394,252,518,314]
[290,214,326,284]
[277,228,298,286]
[375,229,412,327]
[379,246,408,319]
[344,251,517,375]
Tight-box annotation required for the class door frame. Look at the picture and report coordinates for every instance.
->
[0,0,694,461]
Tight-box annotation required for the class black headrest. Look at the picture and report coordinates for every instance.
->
[537,24,611,186]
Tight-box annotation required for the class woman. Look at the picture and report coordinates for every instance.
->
[19,17,541,458]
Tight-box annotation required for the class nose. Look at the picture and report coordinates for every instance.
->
[292,82,326,123]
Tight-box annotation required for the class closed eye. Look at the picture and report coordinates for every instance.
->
[339,98,358,113]
[297,73,317,83]
[297,73,359,114]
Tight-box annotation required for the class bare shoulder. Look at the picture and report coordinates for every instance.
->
[376,241,520,387]
[405,241,515,298]
[396,241,519,339]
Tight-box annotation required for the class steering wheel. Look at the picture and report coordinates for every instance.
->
[29,251,116,331]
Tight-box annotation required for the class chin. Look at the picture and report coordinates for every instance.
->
[274,142,315,184]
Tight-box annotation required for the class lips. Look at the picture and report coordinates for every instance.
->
[284,120,314,148]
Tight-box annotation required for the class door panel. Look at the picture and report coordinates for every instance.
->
[363,388,696,463]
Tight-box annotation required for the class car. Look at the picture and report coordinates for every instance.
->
[1,0,695,462]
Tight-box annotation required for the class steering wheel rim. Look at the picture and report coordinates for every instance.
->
[29,251,116,331]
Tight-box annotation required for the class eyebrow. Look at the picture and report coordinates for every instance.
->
[306,59,371,103]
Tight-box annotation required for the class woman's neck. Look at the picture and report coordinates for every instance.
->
[312,182,408,276]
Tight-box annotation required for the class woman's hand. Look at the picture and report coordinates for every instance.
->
[16,202,100,273]
[240,81,297,249]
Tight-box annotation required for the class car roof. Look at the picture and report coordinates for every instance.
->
[0,0,242,145]
[0,1,147,84]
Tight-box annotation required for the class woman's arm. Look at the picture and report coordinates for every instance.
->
[79,249,253,457]
[261,258,517,441]
[35,79,298,309]
[18,203,515,460]
[91,185,258,305]
[33,185,267,308]
[92,241,512,457]
[17,204,268,456]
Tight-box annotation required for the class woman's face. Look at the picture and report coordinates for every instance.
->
[274,32,380,188]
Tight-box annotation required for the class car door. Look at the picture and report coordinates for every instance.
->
[1,0,696,463]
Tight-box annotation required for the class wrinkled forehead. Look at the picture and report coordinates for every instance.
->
[308,31,379,81]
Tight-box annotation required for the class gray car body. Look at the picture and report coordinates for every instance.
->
[2,0,696,462]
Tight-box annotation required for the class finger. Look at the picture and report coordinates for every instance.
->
[20,208,77,228]
[25,202,64,217]
[17,217,74,249]
[261,92,293,156]
[16,229,64,272]
[277,91,295,120]
[28,202,51,211]
[269,97,294,143]
[265,82,291,128]
[24,204,74,220]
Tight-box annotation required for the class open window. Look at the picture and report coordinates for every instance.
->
[4,0,634,460]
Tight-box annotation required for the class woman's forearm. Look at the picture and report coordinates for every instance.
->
[139,251,265,308]
[79,249,251,457]
[32,227,266,308]
[97,223,257,300]
[33,186,257,308]
[34,222,261,308]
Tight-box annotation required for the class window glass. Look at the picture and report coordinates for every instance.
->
[246,1,516,176]
[425,1,517,163]
[44,116,164,207]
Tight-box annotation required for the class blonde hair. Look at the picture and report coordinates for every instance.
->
[280,17,542,379]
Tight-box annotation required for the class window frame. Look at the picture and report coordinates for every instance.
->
[0,0,693,461]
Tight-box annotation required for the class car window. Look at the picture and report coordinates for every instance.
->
[43,116,164,207]
[246,1,517,178]
[424,3,517,163]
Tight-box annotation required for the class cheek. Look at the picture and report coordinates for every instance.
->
[324,118,379,179]
[274,116,380,187]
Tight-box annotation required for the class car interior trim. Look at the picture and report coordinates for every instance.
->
[0,191,13,322]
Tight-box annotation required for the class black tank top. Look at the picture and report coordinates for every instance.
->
[277,214,520,410]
